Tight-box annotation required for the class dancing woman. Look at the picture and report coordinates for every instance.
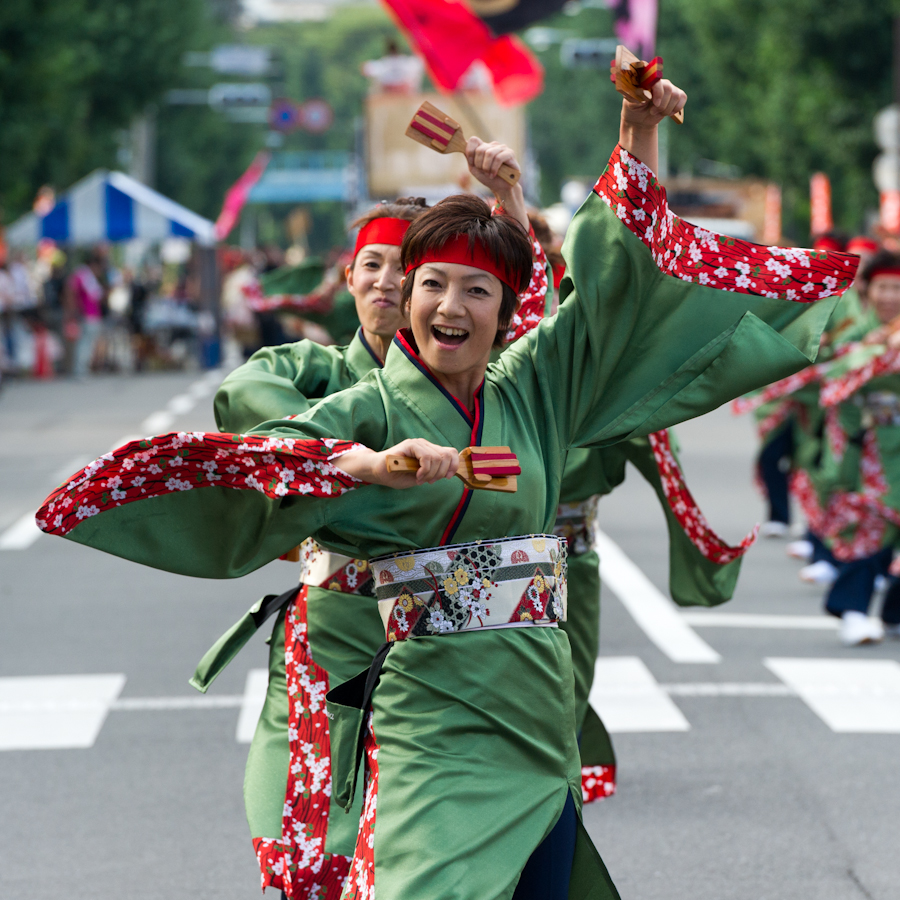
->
[39,77,855,899]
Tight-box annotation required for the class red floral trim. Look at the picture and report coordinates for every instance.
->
[252,590,351,899]
[756,399,796,442]
[731,366,824,416]
[820,346,900,407]
[649,430,757,565]
[35,432,364,537]
[505,235,549,344]
[594,146,857,300]
[343,712,379,900]
[791,430,900,561]
[581,765,616,804]
[242,278,334,314]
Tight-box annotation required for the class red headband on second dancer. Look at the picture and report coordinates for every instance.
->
[867,265,900,282]
[353,217,410,257]
[404,233,518,292]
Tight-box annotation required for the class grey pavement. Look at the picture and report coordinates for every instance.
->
[1,373,898,899]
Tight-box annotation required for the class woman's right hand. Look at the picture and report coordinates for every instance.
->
[334,439,459,489]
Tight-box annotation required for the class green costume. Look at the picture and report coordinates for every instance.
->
[37,145,852,900]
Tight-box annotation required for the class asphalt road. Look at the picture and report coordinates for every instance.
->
[1,370,898,899]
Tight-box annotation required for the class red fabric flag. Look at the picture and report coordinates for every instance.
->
[214,151,270,242]
[380,0,543,105]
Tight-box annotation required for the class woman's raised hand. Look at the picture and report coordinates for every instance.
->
[334,439,460,489]
[621,78,687,131]
[465,137,529,230]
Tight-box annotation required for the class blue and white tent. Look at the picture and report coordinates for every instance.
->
[5,170,216,247]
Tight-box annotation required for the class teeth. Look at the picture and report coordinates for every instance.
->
[434,326,467,337]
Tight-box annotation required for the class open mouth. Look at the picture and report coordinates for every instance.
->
[431,324,469,347]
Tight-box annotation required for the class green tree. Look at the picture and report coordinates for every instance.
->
[660,0,895,239]
[0,0,204,223]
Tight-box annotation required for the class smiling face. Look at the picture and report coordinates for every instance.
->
[408,262,504,381]
[869,274,900,325]
[345,243,408,339]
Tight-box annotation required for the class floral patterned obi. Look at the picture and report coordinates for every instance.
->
[371,535,567,642]
[552,498,599,556]
[297,537,374,596]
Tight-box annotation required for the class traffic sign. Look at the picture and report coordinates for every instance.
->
[208,83,271,110]
[298,99,334,134]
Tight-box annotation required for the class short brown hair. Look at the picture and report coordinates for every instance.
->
[400,194,532,347]
[351,197,429,233]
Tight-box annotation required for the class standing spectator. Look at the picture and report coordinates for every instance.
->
[0,260,15,379]
[65,247,107,377]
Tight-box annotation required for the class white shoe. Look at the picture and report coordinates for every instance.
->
[786,539,814,561]
[800,560,839,586]
[760,521,789,538]
[839,611,884,646]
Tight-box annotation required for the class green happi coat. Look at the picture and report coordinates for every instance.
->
[43,146,851,900]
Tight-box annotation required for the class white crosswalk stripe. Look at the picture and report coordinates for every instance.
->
[235,668,269,743]
[765,658,900,733]
[0,674,125,750]
[595,529,722,663]
[590,657,691,732]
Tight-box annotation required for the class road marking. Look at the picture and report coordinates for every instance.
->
[0,674,125,750]
[589,657,691,732]
[765,658,900,733]
[662,682,795,697]
[167,393,196,416]
[681,612,840,630]
[0,511,42,551]
[112,695,244,711]
[236,668,269,743]
[594,529,721,663]
[141,410,175,433]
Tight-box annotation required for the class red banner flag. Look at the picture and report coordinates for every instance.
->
[214,151,270,242]
[380,0,543,105]
[809,172,833,236]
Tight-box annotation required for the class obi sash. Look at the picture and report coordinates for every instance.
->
[371,534,567,641]
[553,497,599,556]
[298,537,374,596]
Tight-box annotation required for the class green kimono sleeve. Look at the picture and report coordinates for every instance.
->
[214,340,352,434]
[492,144,854,453]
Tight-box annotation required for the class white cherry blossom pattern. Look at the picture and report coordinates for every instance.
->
[594,146,858,300]
[505,234,550,344]
[254,587,351,899]
[648,430,757,565]
[791,430,900,561]
[341,713,379,900]
[581,765,616,804]
[36,432,364,537]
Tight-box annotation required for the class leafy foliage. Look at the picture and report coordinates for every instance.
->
[0,0,204,221]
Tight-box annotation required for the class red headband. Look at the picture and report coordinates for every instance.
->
[404,233,518,292]
[847,236,879,255]
[353,217,410,257]
[813,235,844,253]
[867,265,900,282]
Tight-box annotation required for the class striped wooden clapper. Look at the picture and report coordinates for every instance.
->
[405,101,521,186]
[610,44,684,125]
[387,446,520,493]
